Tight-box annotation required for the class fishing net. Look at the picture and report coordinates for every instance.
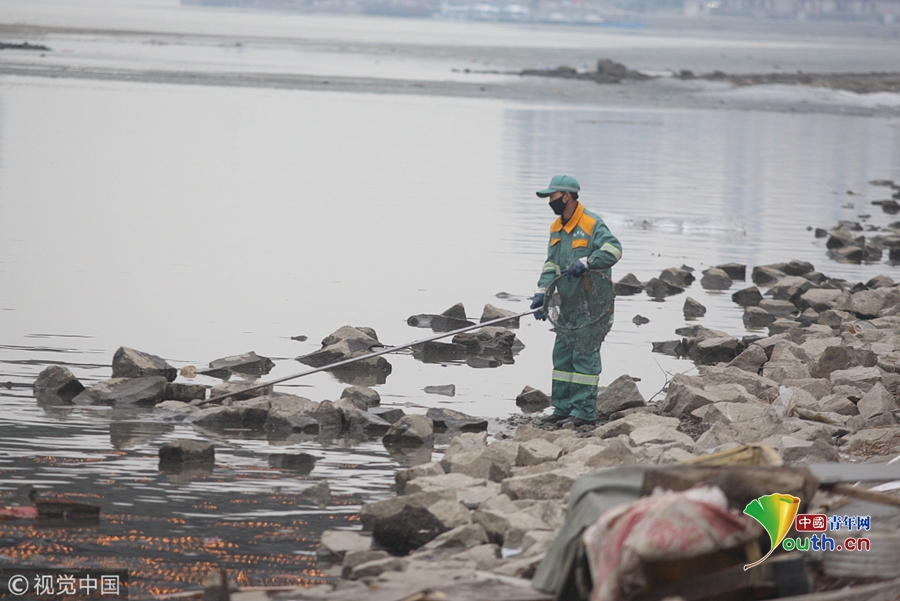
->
[544,269,616,354]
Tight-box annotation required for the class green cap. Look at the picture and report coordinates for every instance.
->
[536,174,580,198]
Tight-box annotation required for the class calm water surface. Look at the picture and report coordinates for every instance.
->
[2,9,900,597]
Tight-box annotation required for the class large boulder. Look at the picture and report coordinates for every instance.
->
[716,263,746,280]
[660,267,695,288]
[700,268,732,290]
[768,276,816,303]
[500,468,581,501]
[614,273,643,296]
[683,297,707,318]
[727,344,767,373]
[829,366,882,392]
[112,347,177,382]
[752,265,787,286]
[72,376,168,406]
[383,415,434,447]
[688,336,742,365]
[743,306,776,329]
[261,395,320,434]
[595,375,646,419]
[732,286,763,307]
[372,505,450,556]
[798,289,846,313]
[645,277,684,300]
[33,365,85,403]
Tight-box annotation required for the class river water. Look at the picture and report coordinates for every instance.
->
[2,1,900,597]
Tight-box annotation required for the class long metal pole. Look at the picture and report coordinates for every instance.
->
[199,308,538,406]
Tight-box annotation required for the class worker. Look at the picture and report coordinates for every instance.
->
[530,175,622,427]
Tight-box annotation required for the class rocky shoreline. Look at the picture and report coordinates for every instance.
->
[521,59,900,95]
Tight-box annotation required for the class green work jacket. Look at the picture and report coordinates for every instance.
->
[537,202,622,330]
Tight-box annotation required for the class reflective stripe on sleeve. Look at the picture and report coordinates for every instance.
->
[600,242,623,261]
[542,261,560,274]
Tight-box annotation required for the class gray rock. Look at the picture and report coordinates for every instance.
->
[315,400,344,432]
[369,406,405,424]
[696,365,780,401]
[395,461,445,494]
[348,410,392,436]
[799,289,846,313]
[732,286,764,307]
[768,276,816,303]
[516,386,551,413]
[373,505,449,555]
[441,440,519,482]
[206,351,274,377]
[645,277,684,300]
[727,344,768,373]
[188,398,270,429]
[651,339,686,357]
[595,375,645,419]
[500,469,579,501]
[340,386,380,408]
[752,265,787,286]
[341,550,390,578]
[420,524,488,552]
[744,307,776,329]
[818,309,853,327]
[383,415,434,447]
[782,260,815,276]
[857,382,898,426]
[515,439,563,467]
[33,365,85,404]
[797,308,819,327]
[781,378,832,400]
[452,326,520,355]
[688,336,741,365]
[318,530,372,563]
[441,303,468,321]
[404,473,486,495]
[830,366,882,392]
[629,424,695,450]
[867,275,895,289]
[700,268,733,290]
[762,360,811,383]
[210,380,273,402]
[812,346,867,379]
[660,267,695,288]
[158,439,214,471]
[614,273,643,296]
[759,299,800,318]
[163,382,207,403]
[423,384,456,397]
[348,556,407,580]
[715,263,746,280]
[683,297,707,318]
[480,304,519,328]
[425,408,487,433]
[594,413,681,438]
[72,376,168,406]
[826,227,864,249]
[768,318,801,336]
[264,395,320,434]
[112,347,177,382]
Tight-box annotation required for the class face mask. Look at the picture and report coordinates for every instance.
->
[549,196,566,215]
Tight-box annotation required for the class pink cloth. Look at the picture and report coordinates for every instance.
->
[582,486,759,601]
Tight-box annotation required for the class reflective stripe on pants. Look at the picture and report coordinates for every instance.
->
[551,335,602,422]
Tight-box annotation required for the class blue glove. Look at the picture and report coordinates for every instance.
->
[530,293,547,321]
[566,259,587,280]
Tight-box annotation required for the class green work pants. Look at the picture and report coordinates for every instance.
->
[551,336,602,422]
